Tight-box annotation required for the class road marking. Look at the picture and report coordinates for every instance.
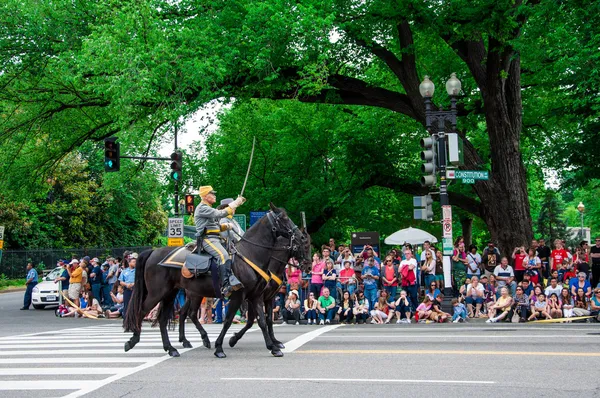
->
[318,334,599,339]
[281,325,341,353]
[0,368,121,375]
[0,357,157,364]
[0,380,102,391]
[221,377,495,385]
[295,349,600,357]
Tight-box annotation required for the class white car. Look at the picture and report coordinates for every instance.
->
[31,267,64,309]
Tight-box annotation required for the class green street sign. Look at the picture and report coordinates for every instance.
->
[462,178,475,184]
[453,170,489,180]
[233,214,247,232]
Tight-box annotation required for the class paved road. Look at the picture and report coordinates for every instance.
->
[1,292,600,398]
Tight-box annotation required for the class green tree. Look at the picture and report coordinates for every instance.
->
[536,190,568,246]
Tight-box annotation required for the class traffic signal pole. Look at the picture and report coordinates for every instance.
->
[174,125,179,216]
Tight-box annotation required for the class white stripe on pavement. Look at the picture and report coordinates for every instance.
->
[318,334,599,339]
[0,357,158,364]
[221,377,496,385]
[0,348,192,356]
[0,380,102,391]
[281,325,341,353]
[0,368,121,375]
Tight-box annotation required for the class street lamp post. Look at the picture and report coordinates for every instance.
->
[577,201,585,240]
[419,73,461,295]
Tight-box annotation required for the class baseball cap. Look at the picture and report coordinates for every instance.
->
[69,259,79,265]
[131,252,139,259]
[82,256,90,262]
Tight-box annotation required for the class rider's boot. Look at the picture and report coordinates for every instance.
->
[220,259,243,297]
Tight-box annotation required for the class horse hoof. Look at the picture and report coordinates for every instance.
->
[203,339,211,349]
[182,341,193,349]
[228,336,238,348]
[214,351,227,359]
[275,343,285,349]
[169,349,180,357]
[271,350,284,357]
[124,342,132,352]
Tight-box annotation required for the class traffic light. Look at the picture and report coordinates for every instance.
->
[185,194,195,215]
[413,194,434,221]
[104,137,120,172]
[420,136,437,186]
[170,150,182,181]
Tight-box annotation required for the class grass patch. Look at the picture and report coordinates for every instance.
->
[0,275,27,291]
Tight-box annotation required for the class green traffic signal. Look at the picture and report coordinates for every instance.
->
[170,151,182,181]
[104,137,120,172]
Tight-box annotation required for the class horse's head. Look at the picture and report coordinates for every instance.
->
[267,203,311,271]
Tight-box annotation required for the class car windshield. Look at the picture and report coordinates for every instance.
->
[45,267,63,280]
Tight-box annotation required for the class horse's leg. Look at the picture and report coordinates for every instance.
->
[178,297,192,348]
[228,302,256,348]
[264,298,284,349]
[252,299,281,357]
[188,296,211,349]
[214,291,244,358]
[124,289,164,352]
[158,290,180,357]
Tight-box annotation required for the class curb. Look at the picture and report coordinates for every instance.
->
[0,287,26,294]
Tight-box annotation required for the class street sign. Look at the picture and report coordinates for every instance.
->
[0,240,3,250]
[441,205,453,255]
[462,178,475,184]
[250,211,267,226]
[0,226,4,240]
[168,218,184,238]
[446,170,489,180]
[167,237,184,247]
[233,214,247,232]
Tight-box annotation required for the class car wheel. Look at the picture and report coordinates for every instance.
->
[33,304,45,310]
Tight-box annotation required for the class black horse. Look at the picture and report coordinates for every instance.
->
[178,232,310,352]
[123,203,310,358]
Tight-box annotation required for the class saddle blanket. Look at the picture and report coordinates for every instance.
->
[158,245,213,274]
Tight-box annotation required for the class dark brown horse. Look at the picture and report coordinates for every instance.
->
[123,203,310,358]
[178,233,310,352]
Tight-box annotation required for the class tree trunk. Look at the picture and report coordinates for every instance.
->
[460,217,473,247]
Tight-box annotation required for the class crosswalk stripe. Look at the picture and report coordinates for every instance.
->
[0,368,121,375]
[0,357,157,364]
[0,380,102,391]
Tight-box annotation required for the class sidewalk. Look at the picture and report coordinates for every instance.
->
[0,286,26,294]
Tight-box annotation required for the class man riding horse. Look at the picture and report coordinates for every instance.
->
[217,198,245,247]
[194,185,245,297]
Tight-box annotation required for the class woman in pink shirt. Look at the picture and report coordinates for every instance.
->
[310,253,325,298]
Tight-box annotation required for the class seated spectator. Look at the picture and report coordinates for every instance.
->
[573,288,591,317]
[452,298,468,323]
[513,286,530,322]
[370,290,391,324]
[486,287,513,323]
[323,260,338,302]
[591,288,600,321]
[286,261,301,293]
[317,288,337,325]
[545,278,562,298]
[430,294,451,323]
[339,261,357,296]
[425,282,441,301]
[105,284,124,319]
[303,292,318,325]
[548,293,562,319]
[337,291,354,324]
[520,273,535,296]
[465,276,485,318]
[482,275,497,313]
[416,297,433,322]
[570,272,592,298]
[494,257,517,295]
[272,296,281,321]
[560,288,574,321]
[281,290,301,324]
[458,278,471,303]
[353,291,370,324]
[394,290,412,324]
[528,293,552,321]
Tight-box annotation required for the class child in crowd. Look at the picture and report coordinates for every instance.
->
[303,292,318,325]
[353,291,370,324]
[105,284,124,319]
[529,293,552,320]
[452,298,468,323]
[394,290,412,324]
[416,296,433,322]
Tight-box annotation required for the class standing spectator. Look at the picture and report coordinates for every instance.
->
[310,253,325,298]
[339,261,357,296]
[359,245,380,268]
[303,292,318,325]
[524,248,542,286]
[381,256,399,300]
[512,246,527,283]
[421,249,437,289]
[393,290,412,323]
[321,247,334,263]
[560,288,574,320]
[513,286,530,322]
[66,259,83,307]
[486,287,513,323]
[54,260,69,299]
[21,262,38,310]
[590,237,600,289]
[336,247,355,268]
[494,257,517,294]
[452,245,469,296]
[353,291,370,324]
[400,248,418,312]
[105,258,119,306]
[574,242,590,276]
[465,276,485,318]
[281,290,301,325]
[550,239,570,274]
[466,245,482,279]
[435,250,445,290]
[89,258,102,306]
[317,288,337,325]
[361,258,380,312]
[322,259,337,302]
[482,242,501,277]
[119,255,137,318]
[272,296,281,321]
[536,238,551,281]
[337,291,354,324]
[451,298,468,323]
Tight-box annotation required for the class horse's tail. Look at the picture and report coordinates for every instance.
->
[123,249,153,333]
[151,295,176,330]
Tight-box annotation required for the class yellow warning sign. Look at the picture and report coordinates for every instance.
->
[167,237,184,247]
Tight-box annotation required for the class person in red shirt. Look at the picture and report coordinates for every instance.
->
[381,256,399,300]
[512,246,527,283]
[550,239,570,272]
[339,261,357,296]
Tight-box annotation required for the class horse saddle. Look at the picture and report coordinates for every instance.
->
[158,245,215,279]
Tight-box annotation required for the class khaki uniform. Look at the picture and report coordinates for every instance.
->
[194,202,233,266]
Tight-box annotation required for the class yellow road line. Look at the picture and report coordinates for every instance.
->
[296,349,600,357]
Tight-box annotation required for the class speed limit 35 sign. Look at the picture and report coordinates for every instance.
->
[168,218,184,246]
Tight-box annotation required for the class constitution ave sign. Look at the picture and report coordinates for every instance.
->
[446,170,489,184]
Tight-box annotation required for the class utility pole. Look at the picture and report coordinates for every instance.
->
[174,125,179,216]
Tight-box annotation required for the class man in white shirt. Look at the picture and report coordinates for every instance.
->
[494,257,517,295]
[544,277,562,298]
[465,275,485,317]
